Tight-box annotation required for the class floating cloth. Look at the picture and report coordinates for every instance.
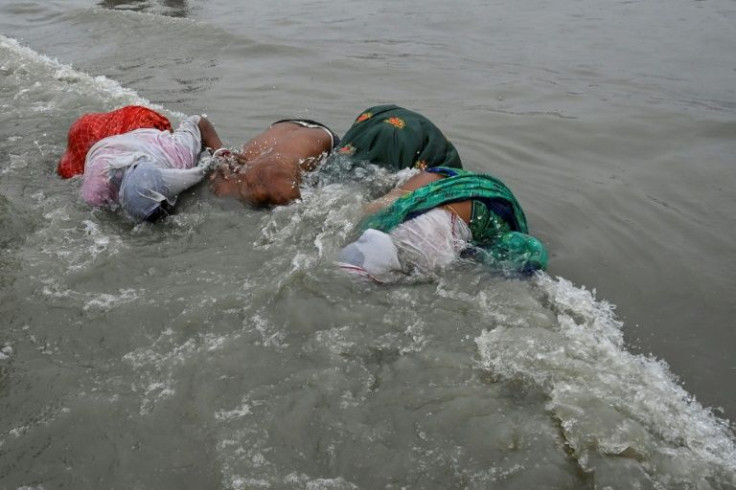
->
[57,105,172,178]
[336,104,462,171]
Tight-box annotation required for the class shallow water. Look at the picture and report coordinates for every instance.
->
[1,0,735,488]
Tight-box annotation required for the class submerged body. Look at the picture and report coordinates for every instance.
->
[209,119,339,206]
[58,105,173,179]
[81,114,224,221]
[339,168,548,280]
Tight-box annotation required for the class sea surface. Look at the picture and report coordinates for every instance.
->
[1,0,735,488]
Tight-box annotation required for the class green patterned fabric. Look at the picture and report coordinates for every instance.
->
[359,167,548,272]
[336,105,462,171]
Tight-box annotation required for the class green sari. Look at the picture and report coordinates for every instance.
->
[336,105,463,171]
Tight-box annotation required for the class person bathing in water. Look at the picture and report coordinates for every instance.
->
[208,104,462,208]
[58,105,173,179]
[70,106,226,222]
[208,119,340,206]
[333,104,545,278]
[338,166,548,280]
[333,105,546,279]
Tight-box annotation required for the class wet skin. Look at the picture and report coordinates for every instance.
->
[210,122,333,207]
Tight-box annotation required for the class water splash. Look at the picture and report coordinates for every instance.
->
[476,274,736,487]
[0,34,185,119]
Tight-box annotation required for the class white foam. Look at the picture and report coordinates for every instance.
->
[0,34,184,118]
[1,154,28,176]
[33,216,125,272]
[82,288,140,312]
[476,274,736,485]
[228,476,270,490]
[248,312,288,349]
[215,399,252,422]
[0,344,13,361]
[283,473,359,490]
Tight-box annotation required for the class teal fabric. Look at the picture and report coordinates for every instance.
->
[337,105,462,171]
[358,167,548,272]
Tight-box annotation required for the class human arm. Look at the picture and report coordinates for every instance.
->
[198,116,224,152]
[362,171,444,215]
[362,187,409,215]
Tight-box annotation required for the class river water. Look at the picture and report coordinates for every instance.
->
[1,0,735,488]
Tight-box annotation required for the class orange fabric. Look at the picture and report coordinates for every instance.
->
[57,106,172,179]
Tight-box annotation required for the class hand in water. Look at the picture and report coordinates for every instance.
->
[199,148,236,174]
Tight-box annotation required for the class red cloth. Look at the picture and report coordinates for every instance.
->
[57,106,173,179]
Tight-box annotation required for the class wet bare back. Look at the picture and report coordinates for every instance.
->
[210,122,333,206]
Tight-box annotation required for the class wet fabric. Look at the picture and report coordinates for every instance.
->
[118,159,169,221]
[389,207,472,273]
[119,162,206,222]
[336,104,462,171]
[57,105,172,178]
[358,167,548,272]
[339,208,471,281]
[337,228,402,282]
[81,115,205,221]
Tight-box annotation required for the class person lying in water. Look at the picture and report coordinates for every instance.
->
[79,109,226,222]
[337,167,548,281]
[58,105,173,179]
[208,119,340,206]
[208,104,460,207]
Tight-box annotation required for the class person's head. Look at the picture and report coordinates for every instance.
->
[209,163,243,199]
[119,160,175,223]
[209,160,302,207]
